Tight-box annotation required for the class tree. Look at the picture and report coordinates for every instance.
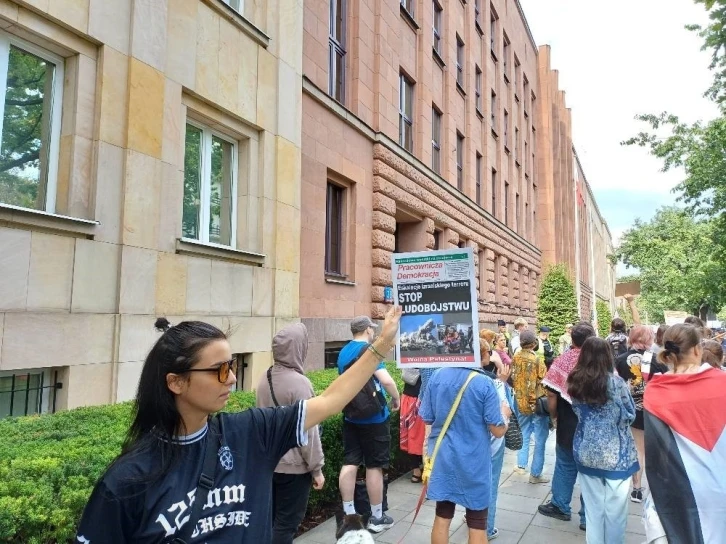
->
[623,1,726,254]
[616,207,726,322]
[595,299,612,338]
[537,264,579,343]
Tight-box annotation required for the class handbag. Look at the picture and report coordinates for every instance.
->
[504,409,523,450]
[422,371,478,484]
[402,368,420,386]
[171,416,220,543]
[535,395,549,416]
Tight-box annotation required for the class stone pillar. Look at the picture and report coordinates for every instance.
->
[500,256,509,306]
[485,249,496,304]
[444,228,460,249]
[530,270,539,310]
[371,188,396,319]
[521,266,530,310]
[510,261,520,309]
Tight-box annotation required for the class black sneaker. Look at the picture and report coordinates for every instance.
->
[367,513,394,533]
[631,488,644,503]
[579,523,586,531]
[538,502,571,521]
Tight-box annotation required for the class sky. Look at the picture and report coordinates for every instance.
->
[518,0,719,276]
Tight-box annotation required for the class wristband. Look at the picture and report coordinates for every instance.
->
[368,344,386,360]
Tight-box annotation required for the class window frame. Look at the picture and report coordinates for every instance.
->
[325,181,345,276]
[491,167,497,217]
[328,0,347,103]
[432,106,442,174]
[221,0,244,13]
[475,152,482,206]
[504,181,509,225]
[0,369,57,418]
[475,65,482,114]
[399,73,414,152]
[0,32,65,215]
[432,0,443,59]
[503,32,510,83]
[490,6,498,59]
[456,34,465,90]
[400,0,415,18]
[456,131,464,191]
[503,109,509,151]
[474,0,482,31]
[182,119,239,248]
[490,89,497,134]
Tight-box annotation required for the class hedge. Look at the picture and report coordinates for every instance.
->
[596,299,612,338]
[0,363,403,543]
[536,264,579,346]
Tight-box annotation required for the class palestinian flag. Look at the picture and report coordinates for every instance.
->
[643,367,726,544]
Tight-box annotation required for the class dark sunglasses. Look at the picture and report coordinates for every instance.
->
[185,359,237,383]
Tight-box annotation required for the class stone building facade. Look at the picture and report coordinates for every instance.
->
[300,0,546,368]
[0,0,303,416]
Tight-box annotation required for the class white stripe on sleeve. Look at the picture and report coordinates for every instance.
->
[297,400,309,447]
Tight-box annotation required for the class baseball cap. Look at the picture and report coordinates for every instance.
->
[351,316,378,334]
[520,330,537,346]
[540,326,551,333]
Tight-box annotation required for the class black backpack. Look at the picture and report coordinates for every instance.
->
[608,334,628,358]
[341,343,387,420]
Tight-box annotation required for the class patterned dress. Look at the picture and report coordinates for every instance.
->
[511,349,547,415]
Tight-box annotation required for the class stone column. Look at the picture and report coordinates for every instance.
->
[485,249,496,305]
[510,261,520,309]
[371,190,396,319]
[521,266,530,310]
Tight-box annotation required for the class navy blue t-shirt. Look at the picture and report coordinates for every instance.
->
[76,402,307,543]
[337,340,389,424]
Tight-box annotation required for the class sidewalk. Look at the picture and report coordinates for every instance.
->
[295,432,647,543]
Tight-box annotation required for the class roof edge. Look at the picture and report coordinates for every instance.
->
[515,0,538,52]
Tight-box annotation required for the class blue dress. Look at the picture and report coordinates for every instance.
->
[419,367,504,510]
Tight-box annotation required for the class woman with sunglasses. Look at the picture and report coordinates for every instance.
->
[76,306,402,543]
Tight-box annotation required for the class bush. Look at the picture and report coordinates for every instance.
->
[536,264,579,343]
[595,299,612,338]
[0,363,403,543]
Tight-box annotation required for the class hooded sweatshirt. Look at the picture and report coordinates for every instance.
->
[256,323,325,477]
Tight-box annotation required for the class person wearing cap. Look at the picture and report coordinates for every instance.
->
[509,317,529,355]
[497,320,511,350]
[558,324,573,355]
[536,326,556,369]
[337,316,400,533]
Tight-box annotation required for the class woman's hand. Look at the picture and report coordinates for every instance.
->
[378,305,403,348]
[500,400,512,420]
[497,364,512,383]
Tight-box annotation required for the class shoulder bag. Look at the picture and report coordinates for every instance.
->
[504,408,523,450]
[172,416,221,544]
[267,367,280,407]
[422,371,478,484]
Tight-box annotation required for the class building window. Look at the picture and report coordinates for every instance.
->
[433,1,442,57]
[325,182,344,275]
[324,342,346,369]
[503,109,509,150]
[329,0,346,103]
[514,56,521,97]
[0,370,58,418]
[525,140,529,170]
[399,73,414,152]
[515,192,520,231]
[401,0,414,17]
[504,181,509,225]
[490,90,497,131]
[221,0,243,13]
[490,6,497,58]
[503,33,510,82]
[183,122,237,247]
[456,132,464,190]
[432,106,442,173]
[456,35,465,89]
[475,0,482,29]
[475,66,482,113]
[515,127,520,163]
[491,168,497,216]
[0,36,64,213]
[433,229,442,250]
[476,153,482,205]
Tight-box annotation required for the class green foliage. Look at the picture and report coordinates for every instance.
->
[0,363,404,543]
[595,299,612,338]
[536,264,579,343]
[615,207,726,323]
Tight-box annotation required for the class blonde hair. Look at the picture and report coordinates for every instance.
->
[480,329,496,345]
[513,317,528,329]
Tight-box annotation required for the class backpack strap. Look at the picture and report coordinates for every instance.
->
[172,416,221,543]
[267,367,280,407]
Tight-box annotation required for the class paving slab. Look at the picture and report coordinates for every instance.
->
[295,432,646,543]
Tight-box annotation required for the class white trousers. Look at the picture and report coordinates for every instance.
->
[579,473,630,544]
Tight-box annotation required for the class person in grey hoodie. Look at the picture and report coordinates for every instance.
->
[256,323,325,544]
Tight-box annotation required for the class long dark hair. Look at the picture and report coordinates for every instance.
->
[117,318,227,477]
[567,337,612,405]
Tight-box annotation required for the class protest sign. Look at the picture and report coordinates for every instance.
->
[392,247,480,369]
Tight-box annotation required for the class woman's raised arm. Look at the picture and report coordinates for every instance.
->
[304,306,402,430]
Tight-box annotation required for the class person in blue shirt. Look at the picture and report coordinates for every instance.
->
[337,316,400,533]
[419,347,510,544]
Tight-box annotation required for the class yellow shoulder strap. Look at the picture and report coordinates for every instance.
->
[422,371,479,484]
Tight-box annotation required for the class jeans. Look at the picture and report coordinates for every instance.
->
[272,472,313,544]
[516,413,550,477]
[551,444,586,525]
[578,474,630,544]
[487,439,506,535]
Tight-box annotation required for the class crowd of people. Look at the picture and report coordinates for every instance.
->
[73,300,726,544]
